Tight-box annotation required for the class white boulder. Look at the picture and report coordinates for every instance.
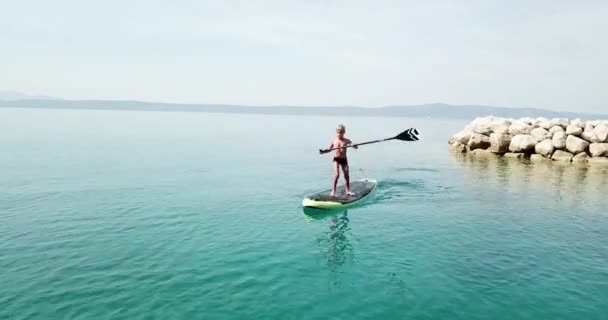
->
[593,124,608,142]
[582,131,601,143]
[489,133,511,154]
[471,117,494,135]
[572,152,589,163]
[571,119,585,128]
[549,125,564,136]
[509,122,533,136]
[537,118,551,129]
[566,125,583,137]
[509,134,537,153]
[519,117,535,125]
[566,135,590,154]
[531,127,550,141]
[468,133,491,150]
[550,118,570,129]
[535,139,554,158]
[489,119,511,134]
[552,131,567,149]
[589,143,608,157]
[450,129,473,145]
[450,142,467,153]
[551,150,574,162]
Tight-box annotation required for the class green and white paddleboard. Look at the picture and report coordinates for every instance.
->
[302,178,377,210]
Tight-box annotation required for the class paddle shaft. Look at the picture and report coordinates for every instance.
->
[321,137,394,153]
[318,128,418,154]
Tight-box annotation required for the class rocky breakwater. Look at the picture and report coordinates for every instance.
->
[449,116,608,164]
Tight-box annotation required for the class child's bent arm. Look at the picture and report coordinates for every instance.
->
[347,138,358,149]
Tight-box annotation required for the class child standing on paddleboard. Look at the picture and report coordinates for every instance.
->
[322,124,357,197]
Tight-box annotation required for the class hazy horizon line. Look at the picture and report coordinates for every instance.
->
[2,95,607,120]
[0,90,593,113]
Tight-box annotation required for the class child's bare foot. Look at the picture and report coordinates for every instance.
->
[330,191,337,197]
[346,190,355,196]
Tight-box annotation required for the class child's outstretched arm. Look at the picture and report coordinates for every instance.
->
[320,141,334,154]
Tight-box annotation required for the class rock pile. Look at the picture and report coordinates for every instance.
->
[449,116,608,164]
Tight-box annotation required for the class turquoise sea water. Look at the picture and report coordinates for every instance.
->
[1,108,607,319]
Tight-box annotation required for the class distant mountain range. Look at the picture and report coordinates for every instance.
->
[0,90,61,101]
[0,96,606,120]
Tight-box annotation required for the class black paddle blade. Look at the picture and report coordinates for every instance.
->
[394,128,420,141]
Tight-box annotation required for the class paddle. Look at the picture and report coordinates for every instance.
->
[319,128,419,154]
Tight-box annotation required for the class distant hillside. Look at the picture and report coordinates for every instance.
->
[0,99,606,120]
[0,91,61,101]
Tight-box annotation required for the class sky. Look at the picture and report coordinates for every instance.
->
[1,0,607,112]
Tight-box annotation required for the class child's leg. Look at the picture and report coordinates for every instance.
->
[331,161,340,196]
[343,163,354,195]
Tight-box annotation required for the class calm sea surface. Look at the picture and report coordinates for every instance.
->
[1,108,607,319]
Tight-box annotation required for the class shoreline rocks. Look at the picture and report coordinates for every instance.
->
[449,116,608,165]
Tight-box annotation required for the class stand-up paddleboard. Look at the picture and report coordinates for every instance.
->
[302,178,377,210]
[305,128,417,212]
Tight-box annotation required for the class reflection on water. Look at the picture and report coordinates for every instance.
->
[314,211,353,272]
[319,211,354,291]
[303,209,355,289]
[450,153,608,211]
